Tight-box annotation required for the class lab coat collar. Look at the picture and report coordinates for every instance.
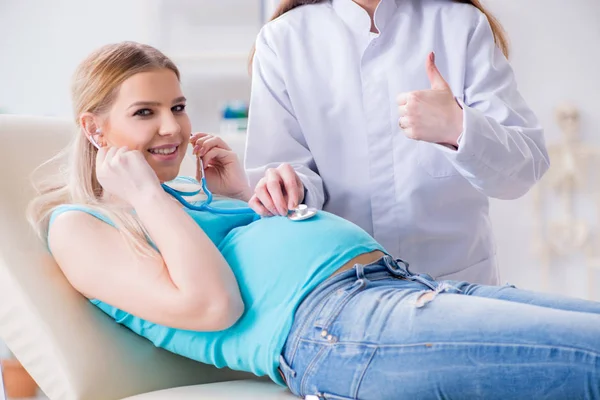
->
[332,0,398,35]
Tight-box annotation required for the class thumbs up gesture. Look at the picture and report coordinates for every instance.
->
[396,52,463,148]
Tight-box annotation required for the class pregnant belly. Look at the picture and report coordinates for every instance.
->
[329,250,387,278]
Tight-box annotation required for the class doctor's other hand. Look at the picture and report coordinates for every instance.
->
[191,133,252,201]
[248,163,305,217]
[95,146,162,206]
[396,52,464,148]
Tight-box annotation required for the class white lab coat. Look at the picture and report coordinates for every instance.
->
[245,0,549,284]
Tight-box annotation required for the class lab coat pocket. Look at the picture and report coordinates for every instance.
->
[416,141,460,178]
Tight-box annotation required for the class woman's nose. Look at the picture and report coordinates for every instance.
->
[158,114,181,136]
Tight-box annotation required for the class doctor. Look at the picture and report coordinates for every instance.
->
[245,0,549,284]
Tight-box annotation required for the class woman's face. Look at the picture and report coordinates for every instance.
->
[98,68,191,182]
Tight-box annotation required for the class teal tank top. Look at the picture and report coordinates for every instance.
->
[49,182,385,385]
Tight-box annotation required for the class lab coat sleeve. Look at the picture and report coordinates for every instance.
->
[244,31,326,209]
[439,12,550,200]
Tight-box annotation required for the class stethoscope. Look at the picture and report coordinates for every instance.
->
[88,131,318,221]
[163,157,318,221]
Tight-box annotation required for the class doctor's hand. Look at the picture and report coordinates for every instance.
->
[191,133,252,201]
[396,52,464,148]
[248,163,305,217]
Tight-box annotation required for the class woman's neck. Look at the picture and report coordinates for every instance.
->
[353,0,381,33]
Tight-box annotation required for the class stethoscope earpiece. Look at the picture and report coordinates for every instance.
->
[89,128,102,149]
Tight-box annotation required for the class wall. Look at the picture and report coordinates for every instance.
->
[483,0,600,300]
[0,0,260,131]
[0,0,155,117]
[0,0,599,302]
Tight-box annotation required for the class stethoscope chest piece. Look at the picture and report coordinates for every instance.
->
[287,204,318,221]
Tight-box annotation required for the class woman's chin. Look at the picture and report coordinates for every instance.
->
[155,168,180,184]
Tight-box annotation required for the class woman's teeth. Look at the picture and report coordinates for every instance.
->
[149,146,177,155]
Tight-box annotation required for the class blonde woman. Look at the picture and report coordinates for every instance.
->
[29,42,600,399]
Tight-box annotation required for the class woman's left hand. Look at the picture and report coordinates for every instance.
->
[191,133,252,201]
[396,52,464,148]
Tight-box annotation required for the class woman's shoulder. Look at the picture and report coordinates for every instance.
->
[260,1,334,43]
[270,1,332,24]
[419,0,484,23]
[49,204,114,228]
[46,203,117,256]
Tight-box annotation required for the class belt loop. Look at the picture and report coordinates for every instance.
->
[382,256,410,277]
[355,262,366,280]
[396,258,410,273]
[279,355,297,379]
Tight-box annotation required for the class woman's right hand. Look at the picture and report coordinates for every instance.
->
[95,146,162,205]
[191,133,252,201]
[248,163,305,217]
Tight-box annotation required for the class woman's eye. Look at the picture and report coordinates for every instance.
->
[134,109,152,117]
[172,104,186,113]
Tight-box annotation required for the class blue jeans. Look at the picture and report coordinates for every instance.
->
[279,255,600,399]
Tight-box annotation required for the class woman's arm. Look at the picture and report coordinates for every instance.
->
[438,10,550,200]
[49,150,243,332]
[245,29,326,209]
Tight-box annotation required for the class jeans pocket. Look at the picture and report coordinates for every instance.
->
[312,278,367,334]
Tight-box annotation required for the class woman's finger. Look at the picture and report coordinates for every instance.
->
[103,146,119,168]
[194,135,232,155]
[190,132,209,146]
[277,164,302,209]
[192,136,210,154]
[95,145,108,166]
[248,194,272,217]
[201,147,235,167]
[398,105,409,117]
[266,169,288,215]
[399,116,413,130]
[255,181,278,216]
[396,92,410,106]
[403,127,415,140]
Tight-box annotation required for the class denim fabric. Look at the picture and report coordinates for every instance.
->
[280,255,600,399]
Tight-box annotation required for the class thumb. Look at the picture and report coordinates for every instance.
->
[426,52,450,91]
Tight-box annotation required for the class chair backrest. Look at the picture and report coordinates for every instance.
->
[0,115,251,400]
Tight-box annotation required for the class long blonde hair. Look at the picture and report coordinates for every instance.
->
[27,41,180,257]
[249,0,509,65]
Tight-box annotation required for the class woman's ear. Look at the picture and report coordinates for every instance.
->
[80,113,104,148]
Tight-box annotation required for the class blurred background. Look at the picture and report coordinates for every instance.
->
[0,0,599,397]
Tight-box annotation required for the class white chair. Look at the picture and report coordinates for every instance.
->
[0,114,296,400]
